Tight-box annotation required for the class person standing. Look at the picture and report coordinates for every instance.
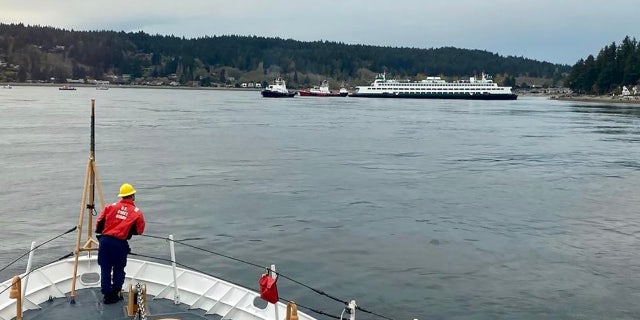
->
[95,183,146,304]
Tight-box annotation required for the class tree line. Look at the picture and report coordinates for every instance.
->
[0,23,569,87]
[565,36,640,95]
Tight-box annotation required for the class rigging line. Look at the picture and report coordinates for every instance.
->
[0,226,77,274]
[130,252,341,320]
[140,234,265,269]
[277,273,396,320]
[0,252,74,296]
[138,234,395,320]
[141,234,348,302]
[130,252,252,291]
[278,296,341,320]
[140,234,327,290]
[354,305,395,320]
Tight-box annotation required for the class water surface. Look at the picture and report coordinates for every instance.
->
[1,87,640,319]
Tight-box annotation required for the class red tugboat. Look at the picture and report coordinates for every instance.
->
[298,80,348,97]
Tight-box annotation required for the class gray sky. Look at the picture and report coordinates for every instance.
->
[2,0,638,65]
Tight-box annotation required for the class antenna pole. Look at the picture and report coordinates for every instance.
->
[70,99,106,303]
[91,100,95,154]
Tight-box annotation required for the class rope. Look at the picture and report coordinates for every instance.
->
[130,252,341,320]
[279,296,342,320]
[0,252,74,296]
[138,234,395,320]
[88,205,98,216]
[0,226,77,274]
[140,234,266,269]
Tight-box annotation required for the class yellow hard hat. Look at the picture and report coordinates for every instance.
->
[117,183,136,197]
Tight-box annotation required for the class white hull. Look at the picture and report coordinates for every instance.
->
[350,73,517,100]
[0,255,317,320]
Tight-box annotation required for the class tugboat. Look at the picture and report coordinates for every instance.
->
[95,80,109,90]
[298,80,348,97]
[261,78,296,98]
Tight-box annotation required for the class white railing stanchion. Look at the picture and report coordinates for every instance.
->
[168,234,180,304]
[348,300,357,320]
[22,241,36,305]
[270,264,279,320]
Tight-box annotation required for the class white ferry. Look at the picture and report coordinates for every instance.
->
[350,73,517,100]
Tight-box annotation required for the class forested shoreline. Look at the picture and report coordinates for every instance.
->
[0,23,569,88]
[566,36,640,95]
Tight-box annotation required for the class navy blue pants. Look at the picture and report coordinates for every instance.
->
[98,236,129,295]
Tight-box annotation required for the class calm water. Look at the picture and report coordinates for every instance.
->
[2,86,640,319]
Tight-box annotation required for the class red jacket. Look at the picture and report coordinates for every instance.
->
[95,198,145,240]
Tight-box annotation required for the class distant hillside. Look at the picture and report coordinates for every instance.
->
[0,23,570,88]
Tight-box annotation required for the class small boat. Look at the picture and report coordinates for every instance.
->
[298,80,348,97]
[96,81,109,90]
[0,99,393,320]
[1,84,11,89]
[59,85,76,91]
[261,78,296,98]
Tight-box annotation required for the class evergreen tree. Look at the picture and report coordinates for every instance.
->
[219,68,226,83]
[567,36,640,94]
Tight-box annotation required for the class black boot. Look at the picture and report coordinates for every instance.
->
[112,287,124,301]
[103,292,119,304]
[103,288,123,304]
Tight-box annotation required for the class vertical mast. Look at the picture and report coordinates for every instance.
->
[88,99,95,242]
[70,99,105,303]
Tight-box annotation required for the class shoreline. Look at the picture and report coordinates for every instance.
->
[5,83,640,106]
[1,82,262,91]
[549,94,640,105]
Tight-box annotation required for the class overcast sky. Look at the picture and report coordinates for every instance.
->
[2,0,638,65]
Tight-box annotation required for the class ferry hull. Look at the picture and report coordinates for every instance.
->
[349,92,518,100]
